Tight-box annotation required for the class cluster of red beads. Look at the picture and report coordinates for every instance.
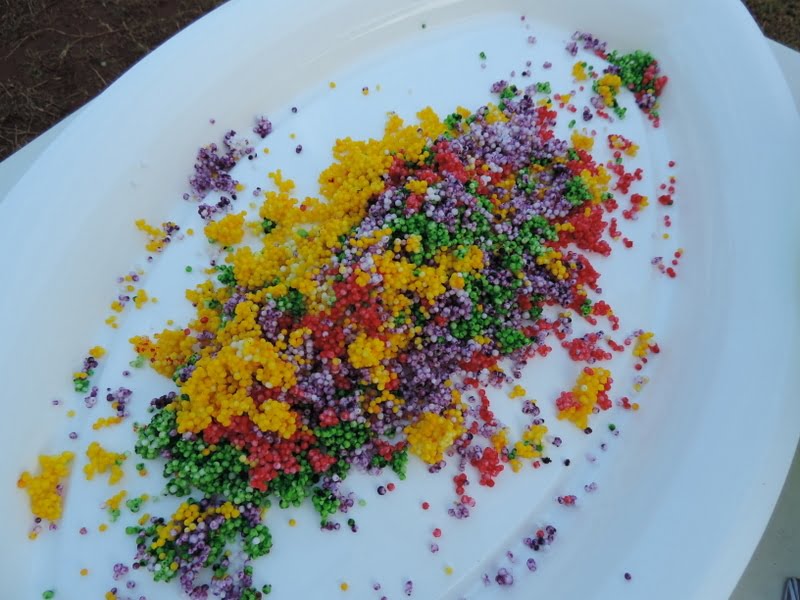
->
[562,332,613,362]
[471,447,504,487]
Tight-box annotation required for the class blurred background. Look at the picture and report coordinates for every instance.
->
[0,0,797,161]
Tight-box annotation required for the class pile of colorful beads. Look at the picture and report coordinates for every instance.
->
[17,29,672,599]
[124,67,661,596]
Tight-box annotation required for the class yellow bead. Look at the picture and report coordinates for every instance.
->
[83,442,126,484]
[18,451,74,522]
[509,385,526,399]
[89,345,106,358]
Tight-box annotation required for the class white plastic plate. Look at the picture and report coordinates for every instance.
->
[1,0,798,598]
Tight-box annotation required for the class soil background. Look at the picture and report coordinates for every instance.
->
[0,0,797,161]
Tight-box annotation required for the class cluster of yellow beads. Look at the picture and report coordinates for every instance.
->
[536,249,569,280]
[133,288,149,309]
[176,340,297,434]
[595,73,622,107]
[251,399,298,439]
[491,428,510,453]
[84,442,126,484]
[633,331,656,358]
[571,130,594,152]
[572,62,588,81]
[130,328,197,378]
[557,368,612,429]
[92,416,123,430]
[510,423,549,471]
[135,219,176,253]
[404,412,465,464]
[508,385,526,399]
[484,102,510,124]
[347,333,388,369]
[405,179,428,195]
[17,451,74,521]
[583,165,612,204]
[204,211,247,246]
[104,489,127,512]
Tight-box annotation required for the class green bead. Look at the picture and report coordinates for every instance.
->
[565,176,592,206]
[216,264,237,287]
[262,218,277,234]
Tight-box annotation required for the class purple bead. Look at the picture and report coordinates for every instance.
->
[496,568,514,585]
[253,116,273,139]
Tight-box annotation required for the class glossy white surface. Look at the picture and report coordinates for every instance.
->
[0,1,798,599]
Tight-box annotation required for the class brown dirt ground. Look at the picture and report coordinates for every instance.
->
[745,0,800,50]
[0,0,226,160]
[0,0,797,161]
